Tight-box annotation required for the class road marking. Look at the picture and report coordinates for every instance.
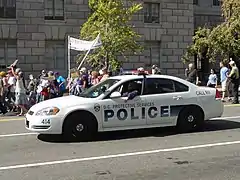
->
[0,140,240,171]
[0,133,37,138]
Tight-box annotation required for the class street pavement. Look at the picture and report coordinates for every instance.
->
[0,105,240,179]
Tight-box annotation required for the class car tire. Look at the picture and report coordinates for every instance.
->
[176,106,204,133]
[63,112,97,141]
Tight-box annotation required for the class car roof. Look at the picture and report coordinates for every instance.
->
[109,74,196,87]
[110,74,179,81]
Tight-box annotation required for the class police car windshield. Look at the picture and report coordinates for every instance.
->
[79,79,120,98]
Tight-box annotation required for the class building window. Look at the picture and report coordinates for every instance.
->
[45,40,66,73]
[213,0,220,6]
[144,3,160,23]
[193,0,198,5]
[144,41,161,66]
[45,0,64,20]
[0,0,16,18]
[0,39,17,70]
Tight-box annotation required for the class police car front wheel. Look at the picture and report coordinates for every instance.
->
[63,111,97,141]
[177,106,204,133]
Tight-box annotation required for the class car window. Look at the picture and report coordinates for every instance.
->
[174,80,189,92]
[121,79,143,95]
[143,78,175,95]
[107,79,143,98]
[79,78,120,98]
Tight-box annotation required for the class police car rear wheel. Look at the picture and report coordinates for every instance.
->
[177,106,204,133]
[63,112,97,141]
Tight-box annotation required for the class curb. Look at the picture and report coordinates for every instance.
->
[224,104,240,107]
[0,118,24,122]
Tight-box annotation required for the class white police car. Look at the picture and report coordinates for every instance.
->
[25,74,223,140]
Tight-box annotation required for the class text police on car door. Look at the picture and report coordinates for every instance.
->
[104,106,171,121]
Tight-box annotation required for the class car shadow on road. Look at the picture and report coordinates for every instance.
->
[203,119,240,131]
[37,127,176,143]
[37,119,240,143]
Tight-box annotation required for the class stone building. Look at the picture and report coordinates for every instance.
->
[194,0,222,28]
[0,0,221,77]
[194,0,223,77]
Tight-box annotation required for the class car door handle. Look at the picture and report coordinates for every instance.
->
[173,96,183,100]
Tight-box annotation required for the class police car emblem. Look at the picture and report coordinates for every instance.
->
[94,104,100,112]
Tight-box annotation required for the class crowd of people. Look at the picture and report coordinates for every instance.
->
[67,67,110,96]
[0,60,239,116]
[0,65,114,116]
[185,59,239,104]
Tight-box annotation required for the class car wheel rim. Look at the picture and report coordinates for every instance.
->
[75,124,84,132]
[187,115,194,123]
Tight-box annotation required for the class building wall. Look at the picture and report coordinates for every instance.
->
[133,0,194,77]
[193,0,222,75]
[194,0,222,28]
[0,0,222,78]
[0,0,89,76]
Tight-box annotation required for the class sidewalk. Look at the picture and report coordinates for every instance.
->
[223,101,240,107]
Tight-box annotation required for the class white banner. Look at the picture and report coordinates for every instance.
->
[69,34,102,51]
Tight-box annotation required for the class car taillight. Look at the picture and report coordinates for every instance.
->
[215,89,221,99]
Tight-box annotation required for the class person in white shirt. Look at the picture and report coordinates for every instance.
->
[7,70,16,109]
[11,67,28,116]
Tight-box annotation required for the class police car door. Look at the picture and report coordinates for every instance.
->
[143,78,185,126]
[101,79,146,128]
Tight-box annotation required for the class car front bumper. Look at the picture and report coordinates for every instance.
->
[25,113,63,134]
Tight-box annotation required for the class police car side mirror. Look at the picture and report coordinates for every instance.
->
[110,91,121,99]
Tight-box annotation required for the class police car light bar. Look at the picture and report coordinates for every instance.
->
[132,71,149,75]
[136,67,149,76]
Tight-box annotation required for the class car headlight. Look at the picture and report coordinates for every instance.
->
[35,107,60,116]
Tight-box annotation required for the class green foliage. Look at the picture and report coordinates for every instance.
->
[79,0,143,70]
[208,20,240,61]
[182,0,240,63]
[182,27,211,63]
[222,0,240,21]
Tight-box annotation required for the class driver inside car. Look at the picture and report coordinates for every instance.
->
[122,81,140,101]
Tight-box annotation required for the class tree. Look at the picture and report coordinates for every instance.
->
[182,27,211,63]
[209,20,240,62]
[182,0,240,64]
[79,0,143,70]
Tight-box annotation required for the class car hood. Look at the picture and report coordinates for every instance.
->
[29,95,97,112]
